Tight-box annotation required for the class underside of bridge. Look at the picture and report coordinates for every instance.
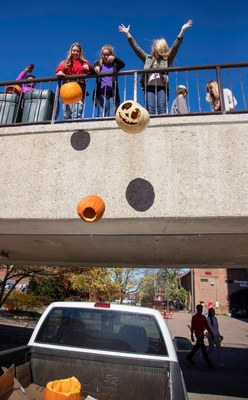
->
[1,217,248,268]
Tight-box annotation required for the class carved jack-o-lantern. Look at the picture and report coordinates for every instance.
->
[116,100,150,134]
[77,195,105,223]
[44,376,81,400]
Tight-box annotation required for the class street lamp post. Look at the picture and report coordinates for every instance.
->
[191,269,195,314]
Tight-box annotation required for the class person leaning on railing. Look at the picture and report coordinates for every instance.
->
[118,19,192,115]
[170,84,189,114]
[55,42,92,120]
[93,44,125,117]
[206,80,237,112]
[16,64,36,93]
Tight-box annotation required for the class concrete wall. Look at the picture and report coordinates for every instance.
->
[1,114,248,267]
[1,114,248,220]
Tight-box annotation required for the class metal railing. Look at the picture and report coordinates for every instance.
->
[0,61,247,126]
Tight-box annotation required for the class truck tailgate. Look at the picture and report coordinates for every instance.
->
[30,347,171,400]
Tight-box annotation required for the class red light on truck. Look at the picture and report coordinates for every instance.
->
[94,302,111,308]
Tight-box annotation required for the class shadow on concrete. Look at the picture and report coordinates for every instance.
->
[178,347,248,398]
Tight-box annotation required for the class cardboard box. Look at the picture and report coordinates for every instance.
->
[0,365,29,400]
[0,366,44,400]
[1,365,96,400]
[0,365,15,399]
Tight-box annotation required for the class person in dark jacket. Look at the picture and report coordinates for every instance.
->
[186,304,215,369]
[93,44,125,117]
[119,20,192,115]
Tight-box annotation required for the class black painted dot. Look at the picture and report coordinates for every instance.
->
[70,130,90,151]
[126,178,155,211]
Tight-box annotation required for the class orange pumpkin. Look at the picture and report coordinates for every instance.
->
[44,376,81,400]
[5,85,22,95]
[60,82,82,104]
[77,195,105,223]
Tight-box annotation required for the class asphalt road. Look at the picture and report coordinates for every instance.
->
[166,311,248,400]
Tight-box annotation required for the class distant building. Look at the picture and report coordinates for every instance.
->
[180,268,248,315]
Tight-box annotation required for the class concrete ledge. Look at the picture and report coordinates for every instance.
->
[1,114,248,266]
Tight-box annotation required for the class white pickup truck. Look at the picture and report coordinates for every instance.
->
[0,301,189,400]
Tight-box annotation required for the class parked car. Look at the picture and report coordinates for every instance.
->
[4,282,15,290]
[122,298,136,305]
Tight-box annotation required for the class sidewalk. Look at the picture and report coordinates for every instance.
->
[166,311,248,400]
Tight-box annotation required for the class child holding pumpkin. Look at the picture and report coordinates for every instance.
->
[93,44,125,117]
[119,20,193,115]
[55,42,92,119]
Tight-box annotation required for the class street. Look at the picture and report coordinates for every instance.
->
[166,311,248,400]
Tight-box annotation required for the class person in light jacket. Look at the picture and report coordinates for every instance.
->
[119,20,192,115]
[206,307,225,367]
[206,80,237,112]
[170,84,189,114]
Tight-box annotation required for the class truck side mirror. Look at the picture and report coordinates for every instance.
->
[173,336,192,352]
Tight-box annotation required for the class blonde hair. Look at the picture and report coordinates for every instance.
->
[176,86,188,96]
[99,44,114,66]
[206,80,219,102]
[64,43,86,69]
[152,38,169,59]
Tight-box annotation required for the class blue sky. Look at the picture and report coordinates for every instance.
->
[1,1,247,114]
[1,1,247,80]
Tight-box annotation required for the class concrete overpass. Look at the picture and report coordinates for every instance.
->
[1,114,248,268]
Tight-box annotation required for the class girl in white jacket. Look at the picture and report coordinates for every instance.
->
[206,80,237,112]
[207,307,225,367]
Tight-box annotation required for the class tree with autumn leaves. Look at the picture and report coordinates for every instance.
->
[0,265,152,308]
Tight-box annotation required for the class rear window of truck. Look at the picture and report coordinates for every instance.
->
[35,307,168,356]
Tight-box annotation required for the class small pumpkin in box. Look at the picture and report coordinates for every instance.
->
[44,376,81,400]
[116,100,150,134]
[77,194,105,223]
[5,85,22,95]
[60,82,82,104]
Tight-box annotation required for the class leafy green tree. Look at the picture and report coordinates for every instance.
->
[69,268,122,300]
[0,265,87,308]
[157,268,189,308]
[139,275,156,305]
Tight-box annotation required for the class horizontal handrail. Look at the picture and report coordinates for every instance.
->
[0,61,247,126]
[1,61,248,87]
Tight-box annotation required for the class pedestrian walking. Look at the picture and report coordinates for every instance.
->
[186,304,215,369]
[206,307,225,367]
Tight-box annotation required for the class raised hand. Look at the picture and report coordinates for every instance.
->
[182,19,193,31]
[119,24,131,37]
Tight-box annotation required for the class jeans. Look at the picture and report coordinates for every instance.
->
[63,101,84,119]
[97,92,118,117]
[145,86,168,115]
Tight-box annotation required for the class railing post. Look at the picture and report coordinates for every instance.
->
[216,66,226,114]
[51,80,61,124]
[133,72,138,102]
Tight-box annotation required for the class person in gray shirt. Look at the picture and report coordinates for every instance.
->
[170,84,188,114]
